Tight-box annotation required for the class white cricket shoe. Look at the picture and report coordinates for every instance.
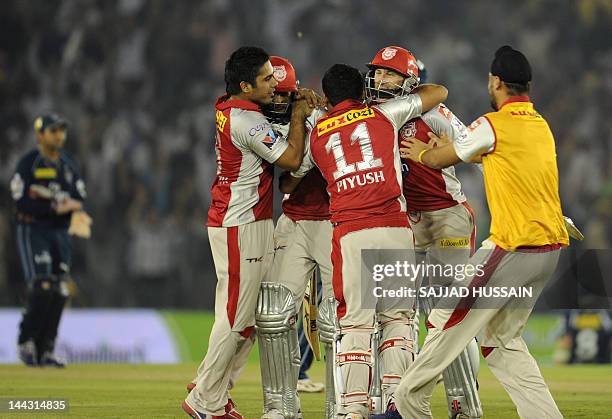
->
[297,378,324,393]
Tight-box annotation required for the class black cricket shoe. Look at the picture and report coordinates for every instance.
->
[18,340,37,366]
[39,352,66,368]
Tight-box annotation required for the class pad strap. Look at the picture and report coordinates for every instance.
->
[336,350,372,366]
[339,392,369,406]
[378,337,413,354]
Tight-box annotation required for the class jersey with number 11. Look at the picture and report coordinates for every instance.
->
[306,96,423,223]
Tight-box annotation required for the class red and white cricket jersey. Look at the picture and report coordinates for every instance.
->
[399,104,467,212]
[282,168,330,221]
[297,95,423,224]
[272,111,330,222]
[208,95,289,227]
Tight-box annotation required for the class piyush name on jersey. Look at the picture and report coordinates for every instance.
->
[317,107,375,135]
[337,170,385,192]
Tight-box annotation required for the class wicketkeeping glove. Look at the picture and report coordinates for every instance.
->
[69,210,93,239]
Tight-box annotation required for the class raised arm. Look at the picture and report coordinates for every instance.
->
[411,84,448,114]
[376,83,448,128]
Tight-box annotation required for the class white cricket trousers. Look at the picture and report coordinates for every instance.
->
[187,219,274,415]
[395,240,564,419]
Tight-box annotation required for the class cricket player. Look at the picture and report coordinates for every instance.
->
[366,46,482,417]
[289,63,447,419]
[182,46,320,419]
[254,55,333,419]
[10,113,90,368]
[385,46,569,418]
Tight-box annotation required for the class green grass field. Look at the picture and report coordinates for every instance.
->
[1,363,611,418]
[1,311,611,418]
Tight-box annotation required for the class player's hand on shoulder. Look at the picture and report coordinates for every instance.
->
[400,135,434,161]
[430,131,451,146]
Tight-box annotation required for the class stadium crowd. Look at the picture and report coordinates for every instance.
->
[0,0,610,307]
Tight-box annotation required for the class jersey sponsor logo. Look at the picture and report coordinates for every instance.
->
[273,65,287,82]
[438,237,470,248]
[316,107,375,136]
[34,168,57,179]
[216,110,228,133]
[451,115,465,133]
[249,122,271,136]
[399,122,417,139]
[381,47,397,60]
[435,104,465,133]
[336,170,385,192]
[510,110,541,118]
[261,128,278,149]
[10,173,24,200]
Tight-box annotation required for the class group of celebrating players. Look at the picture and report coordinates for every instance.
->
[181,44,572,419]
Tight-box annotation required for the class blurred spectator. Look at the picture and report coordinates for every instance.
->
[0,0,610,307]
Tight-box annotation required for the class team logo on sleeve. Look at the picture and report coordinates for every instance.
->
[273,65,287,82]
[262,128,278,149]
[381,47,397,60]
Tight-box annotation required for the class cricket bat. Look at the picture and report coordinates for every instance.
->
[303,271,321,360]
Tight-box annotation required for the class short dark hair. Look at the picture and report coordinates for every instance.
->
[225,46,270,95]
[322,64,364,106]
[503,81,530,96]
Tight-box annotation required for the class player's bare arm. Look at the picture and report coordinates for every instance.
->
[411,83,448,113]
[400,132,462,169]
[274,96,315,171]
[278,171,303,194]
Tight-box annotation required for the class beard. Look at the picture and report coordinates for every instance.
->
[489,95,498,111]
